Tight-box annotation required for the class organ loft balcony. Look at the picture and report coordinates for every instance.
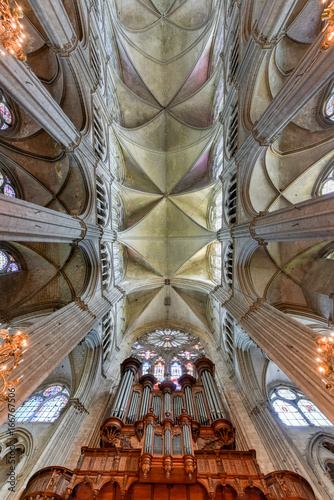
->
[20,357,316,500]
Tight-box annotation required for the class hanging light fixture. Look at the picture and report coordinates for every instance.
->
[322,1,334,50]
[316,333,334,392]
[0,327,28,409]
[0,0,26,61]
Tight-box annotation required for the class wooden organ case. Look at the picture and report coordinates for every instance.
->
[21,357,316,500]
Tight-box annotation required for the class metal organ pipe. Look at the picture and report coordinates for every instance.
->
[201,370,217,420]
[139,385,150,419]
[144,423,153,454]
[111,369,131,417]
[164,428,171,455]
[184,386,195,420]
[118,370,135,420]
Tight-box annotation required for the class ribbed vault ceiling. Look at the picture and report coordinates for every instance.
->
[111,0,221,335]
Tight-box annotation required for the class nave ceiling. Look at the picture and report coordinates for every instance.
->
[108,0,223,337]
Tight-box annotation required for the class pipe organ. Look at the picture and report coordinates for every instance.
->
[20,357,317,500]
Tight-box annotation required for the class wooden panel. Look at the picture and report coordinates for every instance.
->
[244,487,266,499]
[73,483,94,500]
[216,485,238,500]
[96,482,115,500]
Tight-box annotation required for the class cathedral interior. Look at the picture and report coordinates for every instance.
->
[0,0,334,499]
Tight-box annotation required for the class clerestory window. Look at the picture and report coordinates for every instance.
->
[14,385,69,423]
[270,387,332,427]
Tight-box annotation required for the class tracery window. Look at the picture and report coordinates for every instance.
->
[208,242,222,284]
[319,165,334,195]
[270,387,332,427]
[0,91,13,131]
[209,188,222,231]
[324,84,334,123]
[101,243,111,290]
[14,385,69,423]
[131,328,205,389]
[211,136,224,181]
[0,166,16,197]
[0,249,20,274]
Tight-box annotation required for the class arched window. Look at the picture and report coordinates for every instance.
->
[142,361,150,375]
[0,91,13,131]
[96,175,109,226]
[208,242,222,284]
[0,166,16,197]
[226,102,238,158]
[101,243,111,290]
[0,249,20,274]
[223,241,233,286]
[319,165,334,195]
[324,84,334,122]
[224,173,237,225]
[211,136,224,181]
[270,387,332,427]
[209,188,222,231]
[132,328,205,388]
[171,359,182,389]
[14,385,69,423]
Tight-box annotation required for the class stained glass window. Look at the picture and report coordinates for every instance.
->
[298,399,332,426]
[271,387,332,427]
[142,361,150,375]
[185,362,194,376]
[325,89,334,122]
[31,395,68,422]
[13,385,69,423]
[14,396,43,422]
[131,328,206,387]
[0,249,20,274]
[0,167,16,197]
[0,92,13,131]
[43,386,62,397]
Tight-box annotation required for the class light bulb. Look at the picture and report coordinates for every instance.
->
[316,358,321,362]
[319,367,325,372]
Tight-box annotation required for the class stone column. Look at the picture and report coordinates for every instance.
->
[252,36,334,145]
[111,357,141,420]
[1,291,123,426]
[179,374,196,420]
[28,0,77,55]
[195,358,225,421]
[138,374,156,420]
[224,297,334,424]
[0,196,84,242]
[248,195,334,242]
[0,54,80,149]
[252,0,299,47]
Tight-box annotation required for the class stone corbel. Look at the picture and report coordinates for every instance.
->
[241,298,265,320]
[69,398,89,414]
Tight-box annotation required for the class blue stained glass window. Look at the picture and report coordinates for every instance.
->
[14,396,43,422]
[31,395,68,422]
[0,102,12,130]
[0,249,20,274]
[142,361,150,375]
[325,93,334,122]
[43,386,62,397]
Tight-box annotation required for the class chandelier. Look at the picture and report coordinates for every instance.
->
[316,332,334,392]
[0,328,28,409]
[322,1,334,50]
[0,0,26,61]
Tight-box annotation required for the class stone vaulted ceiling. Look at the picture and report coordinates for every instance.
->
[111,0,221,336]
